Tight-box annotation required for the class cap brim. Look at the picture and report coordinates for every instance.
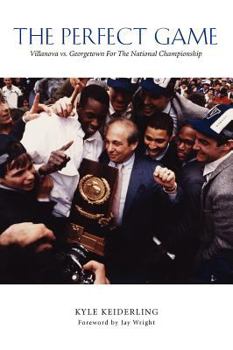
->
[107,79,136,93]
[189,118,220,139]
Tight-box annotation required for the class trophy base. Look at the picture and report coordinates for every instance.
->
[68,223,105,257]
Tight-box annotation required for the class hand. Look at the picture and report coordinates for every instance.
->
[37,175,54,200]
[52,82,86,118]
[38,141,73,175]
[69,78,89,90]
[23,93,51,122]
[153,165,177,192]
[83,260,110,284]
[0,222,55,253]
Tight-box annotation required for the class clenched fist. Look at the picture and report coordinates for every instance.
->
[153,165,177,192]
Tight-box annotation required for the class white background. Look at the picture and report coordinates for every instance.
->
[1,0,233,349]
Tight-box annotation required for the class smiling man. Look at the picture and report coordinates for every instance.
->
[190,104,233,282]
[106,78,137,123]
[142,111,179,172]
[134,78,208,136]
[22,85,109,218]
[102,118,180,283]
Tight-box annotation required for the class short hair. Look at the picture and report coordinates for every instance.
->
[7,152,32,172]
[105,117,139,145]
[145,112,173,137]
[0,141,31,178]
[177,119,196,133]
[79,84,109,109]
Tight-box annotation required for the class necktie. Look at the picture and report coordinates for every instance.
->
[112,164,124,225]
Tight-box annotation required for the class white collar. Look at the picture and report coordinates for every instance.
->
[163,101,172,114]
[146,143,170,161]
[109,102,116,116]
[203,150,233,177]
[109,153,135,169]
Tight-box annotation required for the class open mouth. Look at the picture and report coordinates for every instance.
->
[143,106,154,115]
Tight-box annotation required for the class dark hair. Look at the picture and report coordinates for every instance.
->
[0,140,31,178]
[7,152,32,172]
[188,92,206,107]
[105,117,139,145]
[177,119,196,133]
[79,84,109,109]
[145,112,173,137]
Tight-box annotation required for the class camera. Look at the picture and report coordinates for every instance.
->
[55,244,95,284]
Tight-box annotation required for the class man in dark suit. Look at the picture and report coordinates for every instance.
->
[102,118,179,283]
[190,104,233,282]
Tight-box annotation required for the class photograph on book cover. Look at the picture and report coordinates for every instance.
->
[0,0,233,349]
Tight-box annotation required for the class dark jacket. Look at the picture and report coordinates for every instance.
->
[100,153,181,283]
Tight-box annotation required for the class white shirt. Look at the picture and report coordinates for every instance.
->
[2,85,22,108]
[83,130,104,161]
[22,113,84,217]
[203,150,233,182]
[109,153,135,225]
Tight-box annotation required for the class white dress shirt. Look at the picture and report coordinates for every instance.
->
[82,130,104,161]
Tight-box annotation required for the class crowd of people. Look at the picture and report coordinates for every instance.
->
[0,77,233,284]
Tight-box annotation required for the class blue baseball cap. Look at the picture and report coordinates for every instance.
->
[140,78,173,97]
[107,78,138,94]
[189,104,233,141]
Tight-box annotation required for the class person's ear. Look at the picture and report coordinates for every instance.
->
[131,141,139,152]
[222,140,233,151]
[227,139,233,150]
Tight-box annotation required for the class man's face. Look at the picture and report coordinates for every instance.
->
[105,123,138,164]
[0,102,12,126]
[193,131,228,163]
[77,98,108,138]
[1,161,36,191]
[141,91,170,116]
[109,87,132,113]
[4,78,12,88]
[176,125,196,161]
[144,127,171,159]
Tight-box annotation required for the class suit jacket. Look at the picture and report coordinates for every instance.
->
[200,153,233,261]
[100,153,180,283]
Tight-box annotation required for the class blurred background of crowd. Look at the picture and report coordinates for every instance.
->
[0,77,232,114]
